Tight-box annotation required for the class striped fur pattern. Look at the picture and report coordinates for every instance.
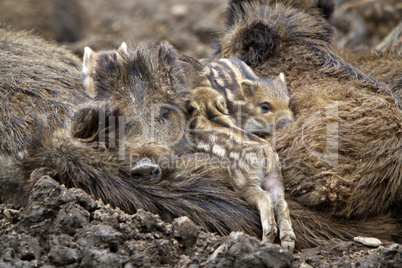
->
[201,57,294,137]
[190,86,295,252]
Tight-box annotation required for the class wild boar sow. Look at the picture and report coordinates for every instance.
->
[0,27,89,156]
[212,0,401,223]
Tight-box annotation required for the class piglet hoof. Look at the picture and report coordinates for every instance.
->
[280,229,296,252]
[261,224,278,244]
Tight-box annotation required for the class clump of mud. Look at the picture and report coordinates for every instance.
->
[0,176,400,267]
[0,176,293,267]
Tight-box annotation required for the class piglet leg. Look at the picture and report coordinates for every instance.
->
[264,170,295,252]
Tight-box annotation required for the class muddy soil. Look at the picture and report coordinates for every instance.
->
[1,177,401,267]
[0,0,401,267]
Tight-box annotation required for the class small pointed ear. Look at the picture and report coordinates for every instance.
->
[157,41,188,91]
[216,96,228,115]
[278,72,285,84]
[118,42,128,54]
[189,101,200,115]
[240,80,257,102]
[83,46,94,75]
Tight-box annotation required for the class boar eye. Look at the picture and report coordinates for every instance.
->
[259,102,272,113]
[158,107,170,121]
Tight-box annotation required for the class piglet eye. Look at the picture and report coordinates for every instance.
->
[289,97,295,111]
[259,102,272,113]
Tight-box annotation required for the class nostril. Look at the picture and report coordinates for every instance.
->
[130,172,142,180]
[149,166,161,178]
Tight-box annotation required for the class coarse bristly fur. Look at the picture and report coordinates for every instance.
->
[211,0,401,239]
[1,32,400,250]
[76,38,400,247]
[0,26,89,156]
[0,27,397,249]
[0,27,90,204]
[343,47,402,101]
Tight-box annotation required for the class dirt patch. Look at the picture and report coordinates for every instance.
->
[0,176,294,267]
[1,176,400,267]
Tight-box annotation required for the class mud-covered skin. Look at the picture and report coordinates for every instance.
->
[190,86,295,251]
[201,57,293,137]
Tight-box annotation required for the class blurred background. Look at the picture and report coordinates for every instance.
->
[0,0,401,59]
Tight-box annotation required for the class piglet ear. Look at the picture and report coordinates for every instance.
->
[240,80,256,102]
[71,102,123,150]
[278,72,285,84]
[216,96,229,115]
[189,100,200,115]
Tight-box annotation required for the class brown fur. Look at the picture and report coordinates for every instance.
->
[1,33,399,251]
[0,27,90,156]
[0,27,90,205]
[5,102,397,250]
[82,42,128,98]
[190,86,295,251]
[212,0,402,225]
[343,48,402,100]
[71,41,400,248]
[201,57,294,137]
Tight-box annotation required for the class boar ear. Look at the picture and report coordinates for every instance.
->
[221,21,281,67]
[118,42,128,54]
[240,80,256,102]
[157,41,188,91]
[216,96,229,115]
[71,102,123,149]
[82,47,97,98]
[83,46,94,76]
[278,73,285,83]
